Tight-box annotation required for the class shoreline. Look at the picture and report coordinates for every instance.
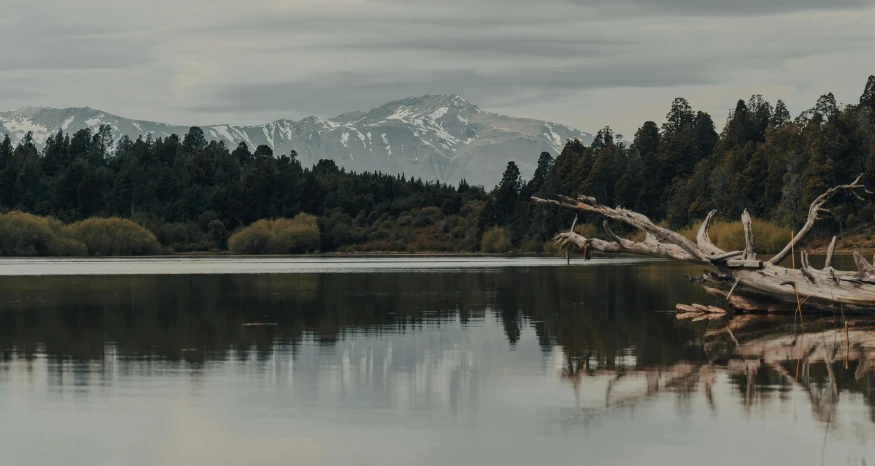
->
[1,248,872,259]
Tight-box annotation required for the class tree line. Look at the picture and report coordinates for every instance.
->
[1,74,874,253]
[484,75,875,245]
[0,126,488,252]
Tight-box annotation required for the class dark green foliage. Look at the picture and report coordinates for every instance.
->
[3,76,875,254]
[494,161,521,225]
[0,125,489,253]
[495,77,875,239]
[207,219,229,250]
[862,75,875,108]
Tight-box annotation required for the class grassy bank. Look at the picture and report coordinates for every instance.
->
[0,210,800,257]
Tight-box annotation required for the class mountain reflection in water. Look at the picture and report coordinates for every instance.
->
[0,262,872,465]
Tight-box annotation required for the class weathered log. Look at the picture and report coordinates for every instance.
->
[533,175,875,313]
[676,304,699,313]
[676,303,727,316]
[726,259,763,268]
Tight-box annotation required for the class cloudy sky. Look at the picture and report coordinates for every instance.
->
[2,0,874,136]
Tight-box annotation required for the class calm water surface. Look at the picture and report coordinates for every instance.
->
[0,257,872,465]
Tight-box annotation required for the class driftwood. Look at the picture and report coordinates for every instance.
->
[534,175,875,313]
[676,303,726,320]
[555,315,875,429]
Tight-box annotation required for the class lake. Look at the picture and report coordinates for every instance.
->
[0,256,872,465]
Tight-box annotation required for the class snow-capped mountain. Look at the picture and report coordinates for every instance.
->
[0,95,591,187]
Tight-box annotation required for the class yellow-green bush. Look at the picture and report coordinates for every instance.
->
[65,217,162,256]
[680,218,792,253]
[228,214,320,254]
[481,227,513,253]
[0,211,87,256]
[268,215,321,253]
[227,220,272,254]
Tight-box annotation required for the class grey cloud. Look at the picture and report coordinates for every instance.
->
[188,59,717,116]
[301,36,631,59]
[0,88,43,100]
[4,0,875,138]
[375,0,874,16]
[194,0,875,37]
[0,16,152,71]
[607,0,873,15]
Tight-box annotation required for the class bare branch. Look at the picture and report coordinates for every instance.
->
[552,228,697,262]
[854,251,875,278]
[824,236,837,270]
[741,209,757,261]
[770,174,868,265]
[696,210,724,256]
[800,249,812,269]
[534,196,712,264]
[532,179,875,314]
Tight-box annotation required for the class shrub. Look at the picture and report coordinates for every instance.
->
[481,227,513,253]
[66,217,162,256]
[228,214,320,254]
[207,219,229,250]
[155,222,189,246]
[268,215,321,253]
[228,219,272,254]
[0,211,87,256]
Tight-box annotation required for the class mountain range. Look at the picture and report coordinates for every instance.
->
[0,95,591,187]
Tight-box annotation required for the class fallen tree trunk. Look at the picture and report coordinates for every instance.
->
[533,174,875,313]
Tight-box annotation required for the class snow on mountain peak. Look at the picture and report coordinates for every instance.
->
[0,96,591,187]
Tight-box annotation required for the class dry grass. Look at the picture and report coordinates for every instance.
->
[679,218,792,253]
[572,217,791,254]
[573,223,603,239]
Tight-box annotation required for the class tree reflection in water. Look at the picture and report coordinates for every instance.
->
[557,313,875,432]
[0,265,873,431]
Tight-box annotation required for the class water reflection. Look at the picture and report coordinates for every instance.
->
[0,265,714,363]
[557,314,875,428]
[0,262,873,465]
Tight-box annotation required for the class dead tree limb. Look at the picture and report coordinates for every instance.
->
[533,175,875,313]
[769,174,869,266]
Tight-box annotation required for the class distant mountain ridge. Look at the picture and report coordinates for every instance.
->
[0,95,592,187]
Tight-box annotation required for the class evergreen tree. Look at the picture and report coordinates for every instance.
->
[182,127,207,156]
[632,121,662,218]
[494,161,522,225]
[770,100,791,129]
[693,111,718,161]
[582,128,621,204]
[614,148,643,210]
[814,93,839,121]
[861,75,875,116]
